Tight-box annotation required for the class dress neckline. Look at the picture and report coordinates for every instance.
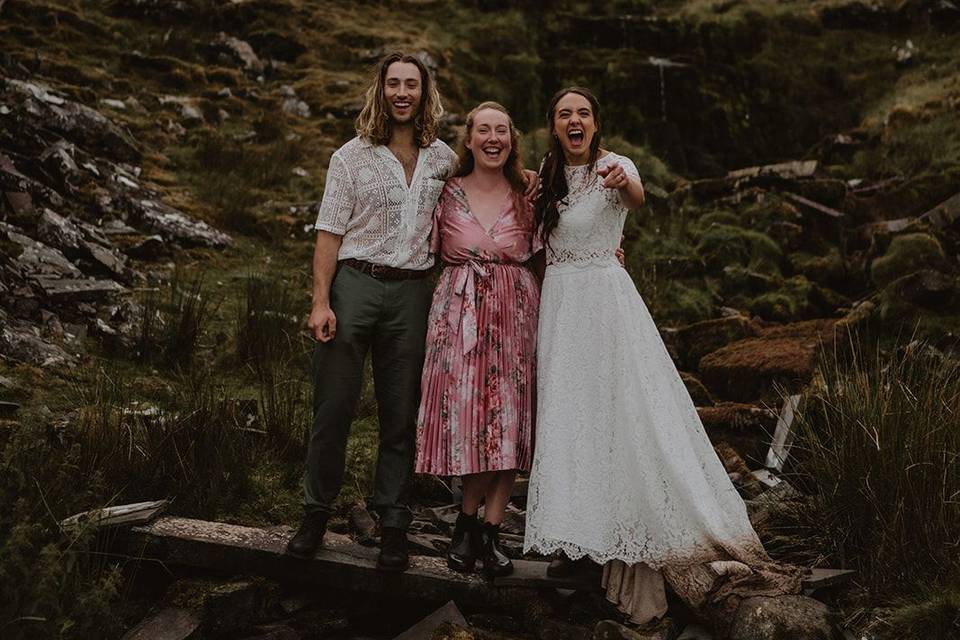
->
[453,176,513,236]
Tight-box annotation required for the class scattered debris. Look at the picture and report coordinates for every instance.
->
[765,394,803,471]
[61,499,169,531]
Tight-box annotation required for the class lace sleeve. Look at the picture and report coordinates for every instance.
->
[314,153,355,235]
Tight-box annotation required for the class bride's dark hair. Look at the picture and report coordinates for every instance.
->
[535,87,602,250]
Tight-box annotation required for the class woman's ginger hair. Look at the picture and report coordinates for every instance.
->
[355,52,444,148]
[453,102,527,200]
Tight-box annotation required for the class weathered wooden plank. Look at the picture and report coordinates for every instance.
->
[131,517,601,603]
[765,394,803,471]
[120,607,201,640]
[132,517,491,604]
[62,499,169,531]
[394,601,467,640]
[785,192,844,218]
[802,568,856,591]
[728,160,818,181]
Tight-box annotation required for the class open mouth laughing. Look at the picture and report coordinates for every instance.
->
[567,126,585,148]
[481,144,504,161]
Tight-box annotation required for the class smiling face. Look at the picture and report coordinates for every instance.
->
[383,61,423,125]
[552,92,598,165]
[465,107,513,172]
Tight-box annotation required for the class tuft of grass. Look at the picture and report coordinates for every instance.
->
[138,270,219,369]
[234,274,306,374]
[782,336,960,598]
[70,368,256,516]
[256,363,310,464]
[875,588,960,640]
[178,124,304,237]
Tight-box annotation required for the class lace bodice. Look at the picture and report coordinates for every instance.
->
[545,152,640,269]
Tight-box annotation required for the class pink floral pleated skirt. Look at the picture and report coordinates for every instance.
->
[415,261,539,476]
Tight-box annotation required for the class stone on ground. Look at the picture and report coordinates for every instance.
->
[727,595,838,640]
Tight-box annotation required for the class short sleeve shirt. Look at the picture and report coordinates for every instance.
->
[314,136,457,270]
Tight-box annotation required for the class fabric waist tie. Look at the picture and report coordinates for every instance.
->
[445,260,496,356]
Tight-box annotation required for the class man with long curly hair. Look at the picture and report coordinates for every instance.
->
[286,52,456,571]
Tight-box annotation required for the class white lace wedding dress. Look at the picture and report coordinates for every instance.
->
[524,152,800,628]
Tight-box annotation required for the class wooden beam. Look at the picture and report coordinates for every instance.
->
[130,517,600,605]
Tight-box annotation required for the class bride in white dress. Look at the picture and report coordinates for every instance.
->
[523,88,801,630]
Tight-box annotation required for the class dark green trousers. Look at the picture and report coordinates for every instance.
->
[303,264,431,529]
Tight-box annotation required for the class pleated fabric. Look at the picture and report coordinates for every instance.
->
[415,262,539,475]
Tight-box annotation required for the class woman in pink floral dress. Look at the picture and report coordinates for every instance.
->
[415,102,540,578]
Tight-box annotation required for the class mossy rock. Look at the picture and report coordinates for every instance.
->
[789,249,848,291]
[871,233,948,288]
[878,270,960,323]
[654,279,716,326]
[721,264,780,295]
[743,276,816,322]
[695,223,783,274]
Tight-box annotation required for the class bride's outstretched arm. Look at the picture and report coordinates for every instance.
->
[598,164,645,209]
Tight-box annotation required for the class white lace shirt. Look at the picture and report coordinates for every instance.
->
[314,136,457,270]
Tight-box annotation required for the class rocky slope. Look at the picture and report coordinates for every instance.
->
[1,1,959,638]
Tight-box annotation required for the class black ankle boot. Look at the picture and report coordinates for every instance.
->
[447,511,480,573]
[286,511,329,558]
[479,521,513,578]
[377,527,409,572]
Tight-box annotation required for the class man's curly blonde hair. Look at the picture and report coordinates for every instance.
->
[355,52,444,148]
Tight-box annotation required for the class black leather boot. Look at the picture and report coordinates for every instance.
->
[447,511,480,572]
[479,521,513,578]
[286,511,329,558]
[377,527,409,572]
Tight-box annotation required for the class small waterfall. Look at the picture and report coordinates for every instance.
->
[647,56,689,122]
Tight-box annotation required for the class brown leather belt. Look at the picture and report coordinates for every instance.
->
[341,258,431,280]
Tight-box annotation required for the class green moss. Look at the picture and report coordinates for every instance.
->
[789,249,847,289]
[696,210,741,228]
[871,233,947,288]
[695,222,783,274]
[743,275,816,321]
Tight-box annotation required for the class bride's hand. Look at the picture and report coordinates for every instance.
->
[597,164,629,190]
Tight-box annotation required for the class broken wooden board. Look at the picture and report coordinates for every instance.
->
[131,517,601,605]
[765,394,803,471]
[803,567,856,591]
[62,499,169,531]
[728,160,818,181]
[120,607,201,640]
[394,601,467,640]
[784,192,844,218]
[919,192,960,229]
